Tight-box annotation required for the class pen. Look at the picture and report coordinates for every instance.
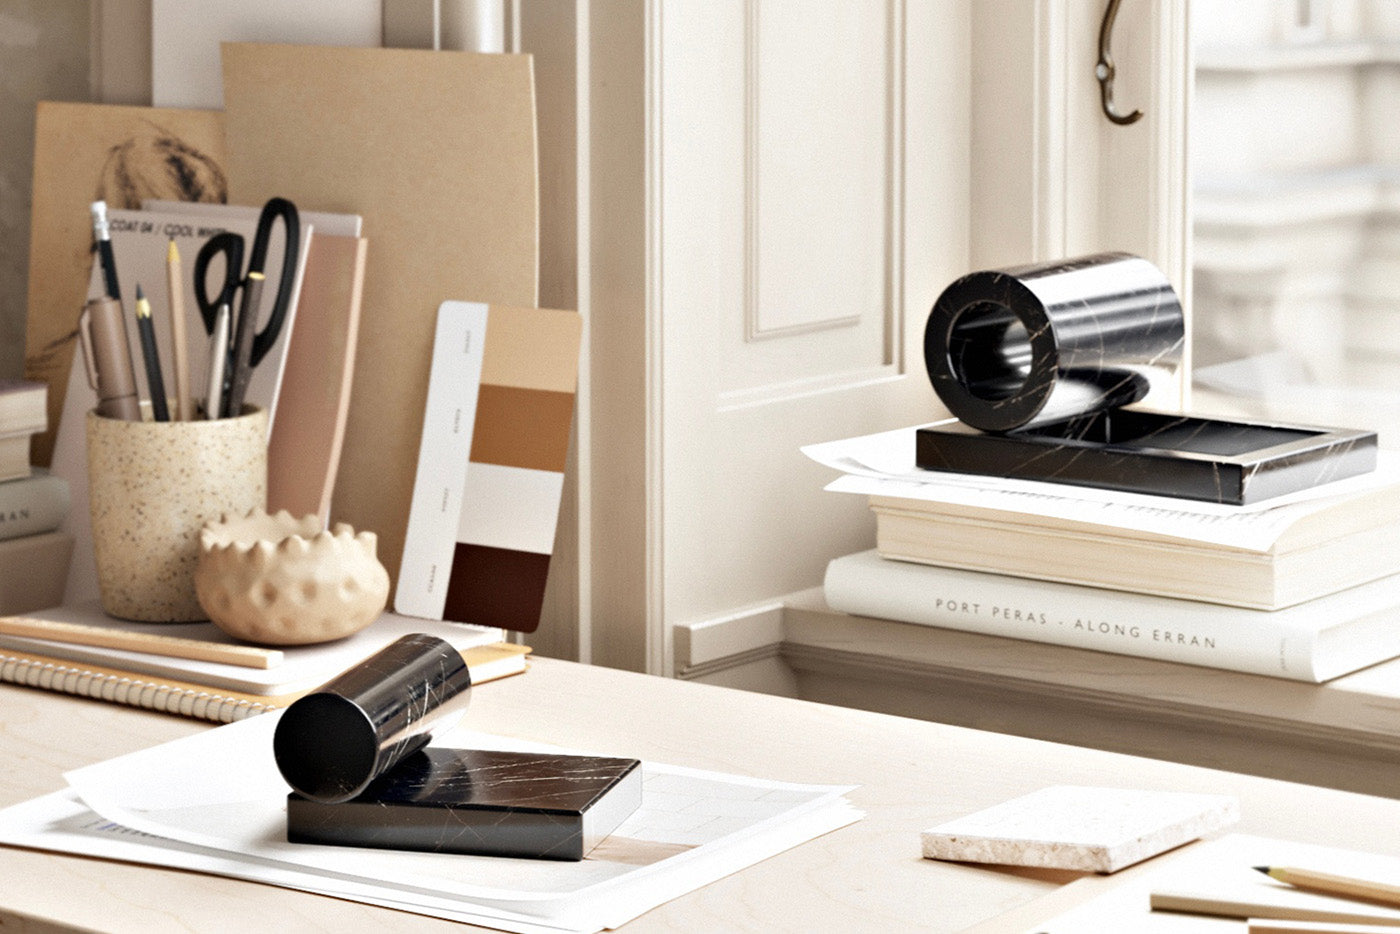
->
[204,302,230,420]
[222,270,264,418]
[134,284,170,422]
[77,296,141,421]
[1255,865,1400,910]
[90,201,121,301]
[166,238,194,421]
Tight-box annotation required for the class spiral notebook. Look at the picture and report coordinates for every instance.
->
[0,603,525,723]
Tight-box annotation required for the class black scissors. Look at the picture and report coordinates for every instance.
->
[193,197,299,415]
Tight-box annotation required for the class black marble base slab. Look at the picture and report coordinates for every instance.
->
[915,410,1377,505]
[286,748,642,861]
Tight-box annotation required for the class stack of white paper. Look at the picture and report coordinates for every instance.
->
[801,424,1400,551]
[0,715,860,933]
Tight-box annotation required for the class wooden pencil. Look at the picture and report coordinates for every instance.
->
[166,238,194,421]
[1258,867,1400,911]
[0,616,283,669]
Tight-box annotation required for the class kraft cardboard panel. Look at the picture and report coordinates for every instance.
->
[266,234,367,520]
[25,102,227,466]
[222,43,539,593]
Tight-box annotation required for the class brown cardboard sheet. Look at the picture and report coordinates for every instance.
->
[24,103,227,466]
[222,44,539,591]
[266,234,367,520]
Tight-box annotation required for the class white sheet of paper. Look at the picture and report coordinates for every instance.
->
[1035,832,1400,932]
[0,787,858,934]
[52,713,858,929]
[801,425,1400,552]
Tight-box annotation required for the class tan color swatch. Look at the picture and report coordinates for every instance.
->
[480,306,584,393]
[25,102,227,466]
[222,44,539,593]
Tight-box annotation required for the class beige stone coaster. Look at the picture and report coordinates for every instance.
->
[920,785,1239,873]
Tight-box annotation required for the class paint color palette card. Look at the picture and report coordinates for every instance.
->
[397,302,582,633]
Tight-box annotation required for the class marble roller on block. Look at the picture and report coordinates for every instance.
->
[919,253,1377,504]
[273,634,641,860]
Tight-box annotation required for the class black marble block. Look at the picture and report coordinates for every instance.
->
[286,748,643,861]
[915,410,1377,505]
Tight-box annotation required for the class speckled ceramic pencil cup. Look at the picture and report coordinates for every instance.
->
[86,406,267,622]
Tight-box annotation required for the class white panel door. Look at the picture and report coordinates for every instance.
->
[587,1,971,673]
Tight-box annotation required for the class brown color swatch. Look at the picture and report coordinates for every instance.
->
[443,544,551,633]
[469,386,575,473]
[25,102,226,466]
[222,44,539,594]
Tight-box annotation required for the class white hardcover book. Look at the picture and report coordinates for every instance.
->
[0,469,69,542]
[824,550,1400,682]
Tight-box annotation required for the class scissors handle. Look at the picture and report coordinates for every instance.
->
[192,232,245,335]
[246,197,300,368]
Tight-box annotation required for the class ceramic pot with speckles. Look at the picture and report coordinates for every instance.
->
[86,406,267,622]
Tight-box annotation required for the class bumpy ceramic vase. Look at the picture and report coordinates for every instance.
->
[195,509,390,645]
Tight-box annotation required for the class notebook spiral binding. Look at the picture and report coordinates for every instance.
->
[0,652,274,723]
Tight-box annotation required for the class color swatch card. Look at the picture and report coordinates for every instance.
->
[397,302,582,633]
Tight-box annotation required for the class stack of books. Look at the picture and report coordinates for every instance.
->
[0,379,71,615]
[822,452,1400,682]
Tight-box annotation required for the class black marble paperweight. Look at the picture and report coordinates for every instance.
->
[919,253,1378,504]
[916,411,1377,505]
[286,747,643,861]
[273,634,473,804]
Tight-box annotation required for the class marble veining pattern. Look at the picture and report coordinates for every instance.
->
[273,634,472,803]
[918,254,1377,503]
[287,748,642,861]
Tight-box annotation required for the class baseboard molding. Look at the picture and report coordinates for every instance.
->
[673,601,784,677]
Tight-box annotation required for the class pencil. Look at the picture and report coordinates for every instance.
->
[166,238,194,421]
[90,200,121,301]
[1249,919,1400,933]
[1256,866,1400,911]
[205,302,231,419]
[134,284,170,422]
[222,270,264,417]
[0,616,284,669]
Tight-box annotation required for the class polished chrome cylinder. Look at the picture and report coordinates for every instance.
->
[923,252,1185,433]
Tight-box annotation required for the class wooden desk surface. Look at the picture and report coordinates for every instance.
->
[5,657,1400,932]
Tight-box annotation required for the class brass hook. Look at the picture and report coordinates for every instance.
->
[1097,0,1143,126]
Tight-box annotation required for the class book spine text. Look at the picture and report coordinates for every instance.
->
[824,553,1320,681]
[0,474,69,542]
